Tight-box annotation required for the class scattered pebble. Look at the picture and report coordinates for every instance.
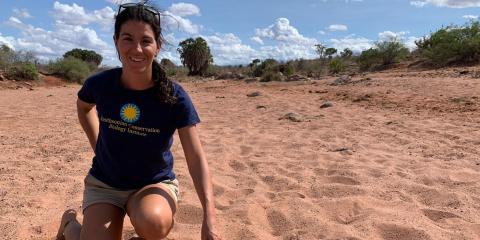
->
[256,105,267,109]
[331,75,351,86]
[247,91,261,97]
[320,101,333,108]
[279,112,303,122]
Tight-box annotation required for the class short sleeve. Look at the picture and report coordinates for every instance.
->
[172,83,201,129]
[77,76,96,104]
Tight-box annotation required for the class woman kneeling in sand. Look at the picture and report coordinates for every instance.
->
[56,2,221,240]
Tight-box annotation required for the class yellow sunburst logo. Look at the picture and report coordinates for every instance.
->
[120,103,140,123]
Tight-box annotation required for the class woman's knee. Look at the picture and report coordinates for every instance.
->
[127,185,176,239]
[131,211,173,239]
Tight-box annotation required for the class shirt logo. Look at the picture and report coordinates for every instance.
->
[120,103,140,123]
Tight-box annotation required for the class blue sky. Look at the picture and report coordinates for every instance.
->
[0,0,479,66]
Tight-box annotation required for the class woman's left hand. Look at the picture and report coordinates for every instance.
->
[201,217,222,240]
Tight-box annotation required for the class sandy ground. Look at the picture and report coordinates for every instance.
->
[0,67,480,240]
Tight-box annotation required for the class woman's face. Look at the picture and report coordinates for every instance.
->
[115,20,160,74]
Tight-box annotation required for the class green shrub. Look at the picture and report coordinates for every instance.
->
[415,21,480,66]
[204,65,219,77]
[325,47,338,59]
[48,57,91,83]
[253,59,278,77]
[357,40,409,71]
[64,48,103,67]
[160,58,177,76]
[329,59,346,74]
[0,45,15,69]
[6,62,39,80]
[260,70,283,82]
[279,63,295,77]
[0,45,38,71]
[340,48,353,59]
[376,40,409,65]
[357,48,380,71]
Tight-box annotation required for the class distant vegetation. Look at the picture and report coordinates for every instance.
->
[47,57,93,83]
[0,45,39,80]
[415,21,480,67]
[2,21,480,84]
[0,45,103,83]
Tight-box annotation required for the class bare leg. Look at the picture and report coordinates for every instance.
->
[56,204,125,240]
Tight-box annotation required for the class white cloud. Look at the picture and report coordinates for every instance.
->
[250,36,264,45]
[404,36,421,50]
[5,16,114,64]
[105,0,140,4]
[378,31,409,42]
[253,18,318,45]
[245,18,321,63]
[463,14,479,19]
[329,36,373,53]
[203,33,257,65]
[52,1,115,32]
[410,1,428,7]
[53,1,90,25]
[377,31,419,50]
[0,33,16,50]
[258,43,317,61]
[411,0,480,8]
[162,12,201,34]
[13,8,32,19]
[328,24,348,31]
[168,3,201,17]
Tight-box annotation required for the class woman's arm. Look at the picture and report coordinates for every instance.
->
[77,98,99,152]
[178,125,221,240]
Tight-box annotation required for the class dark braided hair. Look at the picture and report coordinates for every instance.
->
[114,4,177,104]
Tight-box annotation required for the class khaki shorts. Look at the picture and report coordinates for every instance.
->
[82,174,179,212]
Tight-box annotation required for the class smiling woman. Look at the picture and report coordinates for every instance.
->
[55,2,222,240]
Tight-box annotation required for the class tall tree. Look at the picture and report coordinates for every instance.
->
[315,44,326,59]
[325,48,338,59]
[177,37,213,76]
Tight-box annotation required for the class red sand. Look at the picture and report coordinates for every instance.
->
[1,67,479,239]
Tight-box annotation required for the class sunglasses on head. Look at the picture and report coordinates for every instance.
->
[117,1,160,24]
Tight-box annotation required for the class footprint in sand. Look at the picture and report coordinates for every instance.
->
[328,200,369,225]
[234,228,258,239]
[422,209,461,222]
[326,176,361,185]
[223,188,255,199]
[379,224,432,240]
[240,145,253,156]
[408,185,462,209]
[267,209,294,236]
[261,175,299,192]
[228,160,247,172]
[213,183,225,197]
[175,204,203,225]
[309,184,366,199]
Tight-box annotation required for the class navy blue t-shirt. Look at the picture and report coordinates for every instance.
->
[77,68,200,189]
